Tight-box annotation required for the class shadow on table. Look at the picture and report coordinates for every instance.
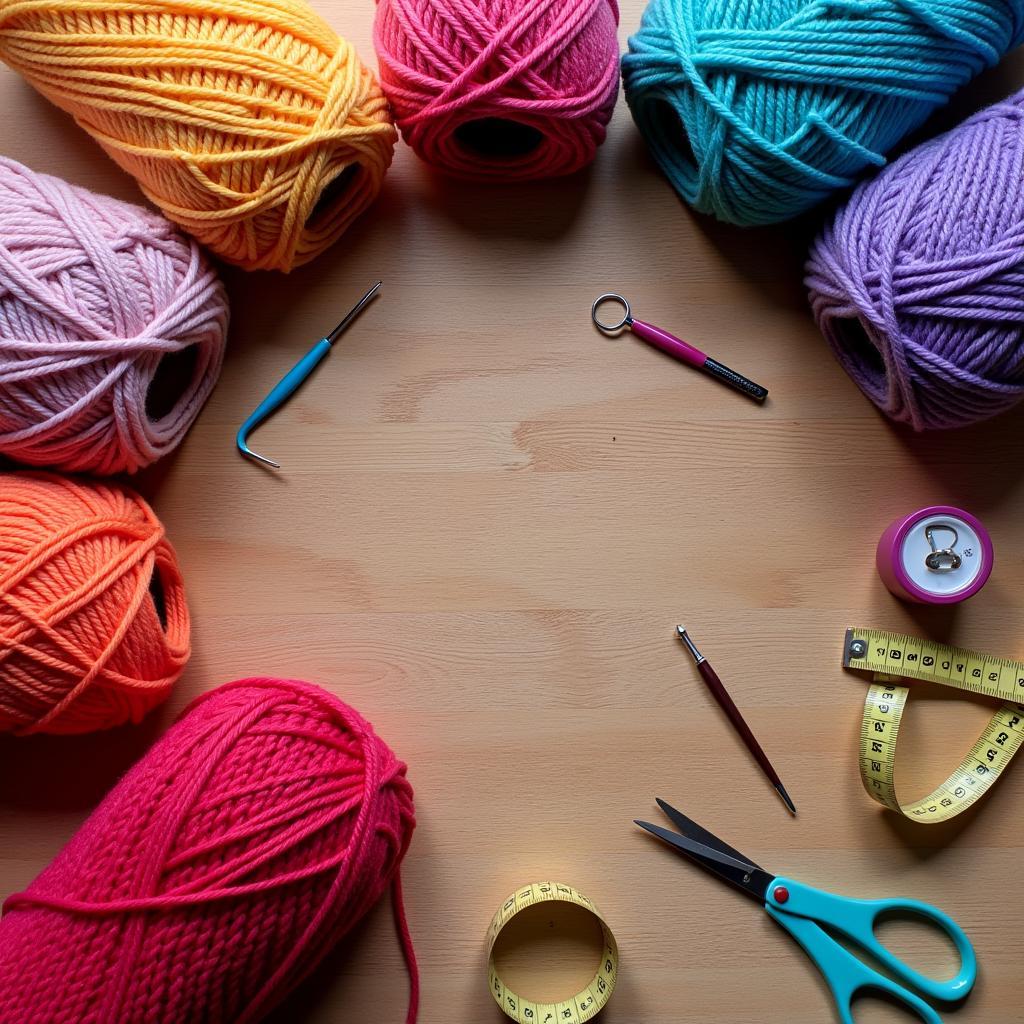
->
[0,713,166,813]
[263,808,435,1022]
[880,400,1024,512]
[640,52,1024,308]
[261,902,399,1023]
[848,676,1024,857]
[879,782,1019,862]
[417,161,595,243]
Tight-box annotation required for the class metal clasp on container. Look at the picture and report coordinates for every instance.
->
[925,524,962,573]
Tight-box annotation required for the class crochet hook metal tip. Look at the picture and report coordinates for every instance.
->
[236,280,383,469]
[236,442,280,470]
[326,280,382,344]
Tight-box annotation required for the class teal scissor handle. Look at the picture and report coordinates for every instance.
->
[236,337,332,468]
[765,879,976,1024]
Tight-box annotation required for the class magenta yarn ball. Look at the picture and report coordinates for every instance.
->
[0,679,419,1022]
[0,158,228,474]
[373,0,621,181]
[807,91,1024,431]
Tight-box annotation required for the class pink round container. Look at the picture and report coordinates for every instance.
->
[876,506,993,605]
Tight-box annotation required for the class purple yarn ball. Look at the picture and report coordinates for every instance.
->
[807,90,1024,431]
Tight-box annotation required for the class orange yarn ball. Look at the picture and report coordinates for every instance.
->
[0,0,397,272]
[0,473,190,735]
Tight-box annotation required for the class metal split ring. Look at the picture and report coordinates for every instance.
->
[591,292,632,334]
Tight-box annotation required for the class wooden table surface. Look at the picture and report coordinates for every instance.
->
[3,6,1024,1023]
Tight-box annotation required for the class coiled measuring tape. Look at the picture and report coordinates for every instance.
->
[844,628,1024,823]
[487,882,618,1023]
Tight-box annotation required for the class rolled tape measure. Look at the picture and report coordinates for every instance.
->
[844,628,1024,823]
[876,506,993,604]
[487,882,619,1023]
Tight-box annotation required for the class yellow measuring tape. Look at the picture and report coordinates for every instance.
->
[845,628,1024,823]
[487,882,619,1023]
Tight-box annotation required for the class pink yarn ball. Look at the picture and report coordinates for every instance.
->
[0,158,228,475]
[373,0,620,181]
[0,678,419,1023]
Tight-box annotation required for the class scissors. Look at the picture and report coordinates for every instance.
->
[635,800,976,1023]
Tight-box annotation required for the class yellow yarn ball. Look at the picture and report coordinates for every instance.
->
[0,0,397,272]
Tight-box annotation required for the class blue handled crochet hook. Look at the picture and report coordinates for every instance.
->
[236,280,382,468]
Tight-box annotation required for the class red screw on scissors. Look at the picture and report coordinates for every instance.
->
[591,293,768,402]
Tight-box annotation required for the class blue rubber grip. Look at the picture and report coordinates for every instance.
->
[236,338,332,451]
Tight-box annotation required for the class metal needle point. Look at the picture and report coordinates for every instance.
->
[775,782,797,816]
[325,280,381,343]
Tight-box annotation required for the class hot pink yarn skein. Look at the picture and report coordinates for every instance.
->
[0,158,228,475]
[373,0,620,180]
[0,679,419,1023]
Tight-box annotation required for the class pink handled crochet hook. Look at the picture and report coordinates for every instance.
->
[591,293,768,402]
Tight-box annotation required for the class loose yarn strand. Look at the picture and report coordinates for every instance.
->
[392,873,421,1024]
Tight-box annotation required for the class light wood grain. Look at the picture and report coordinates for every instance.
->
[3,7,1024,1022]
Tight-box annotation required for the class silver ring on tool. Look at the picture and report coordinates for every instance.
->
[592,293,632,334]
[925,524,962,573]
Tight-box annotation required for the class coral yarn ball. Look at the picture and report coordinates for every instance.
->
[808,90,1024,430]
[622,0,1024,225]
[0,472,190,735]
[0,679,418,1024]
[373,0,621,180]
[0,0,398,272]
[0,158,228,475]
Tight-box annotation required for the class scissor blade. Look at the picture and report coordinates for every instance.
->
[635,821,774,902]
[656,799,763,870]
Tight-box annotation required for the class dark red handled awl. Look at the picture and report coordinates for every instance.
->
[677,626,796,815]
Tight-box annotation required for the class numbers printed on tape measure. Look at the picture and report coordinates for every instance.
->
[486,882,618,1024]
[844,628,1024,700]
[846,628,1024,823]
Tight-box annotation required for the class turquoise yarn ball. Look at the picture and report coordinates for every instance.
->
[622,0,1024,226]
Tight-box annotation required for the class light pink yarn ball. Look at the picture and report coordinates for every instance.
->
[0,159,228,475]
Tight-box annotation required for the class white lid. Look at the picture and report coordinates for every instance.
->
[900,513,985,597]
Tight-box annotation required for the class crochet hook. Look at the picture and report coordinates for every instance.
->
[237,281,381,469]
[591,293,768,402]
[677,626,796,815]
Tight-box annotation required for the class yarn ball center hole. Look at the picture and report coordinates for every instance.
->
[835,317,885,382]
[148,564,168,631]
[453,118,544,160]
[146,344,199,423]
[491,901,605,1004]
[306,162,363,227]
[650,100,696,172]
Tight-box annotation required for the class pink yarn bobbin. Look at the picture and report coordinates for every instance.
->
[0,678,418,1023]
[0,158,228,475]
[374,0,620,181]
